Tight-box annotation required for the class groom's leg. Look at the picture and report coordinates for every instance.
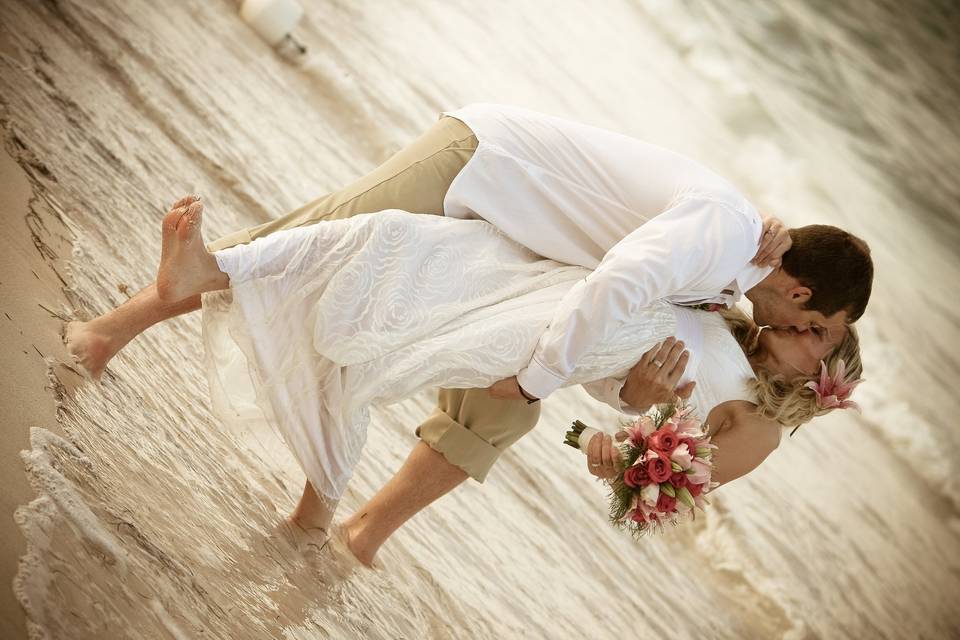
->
[344,390,540,565]
[204,115,477,252]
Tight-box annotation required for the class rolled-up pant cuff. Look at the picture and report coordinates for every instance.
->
[205,227,253,253]
[416,410,501,483]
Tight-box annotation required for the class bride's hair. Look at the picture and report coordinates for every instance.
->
[719,308,862,427]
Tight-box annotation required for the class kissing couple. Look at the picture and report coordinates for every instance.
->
[66,102,873,566]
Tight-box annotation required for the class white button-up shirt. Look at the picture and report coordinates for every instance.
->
[440,103,771,409]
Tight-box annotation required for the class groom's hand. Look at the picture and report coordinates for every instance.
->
[753,214,792,267]
[487,376,526,400]
[619,337,696,413]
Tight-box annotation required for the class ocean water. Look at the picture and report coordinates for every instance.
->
[2,0,958,638]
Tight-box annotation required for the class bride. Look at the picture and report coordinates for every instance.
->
[153,195,862,543]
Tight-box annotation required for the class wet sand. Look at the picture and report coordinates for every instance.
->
[2,0,959,638]
[0,146,81,638]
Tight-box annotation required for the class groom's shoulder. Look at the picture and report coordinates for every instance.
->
[681,183,761,224]
[671,187,763,249]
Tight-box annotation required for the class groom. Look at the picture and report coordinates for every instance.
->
[69,103,873,565]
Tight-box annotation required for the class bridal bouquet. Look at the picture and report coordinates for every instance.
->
[564,402,717,536]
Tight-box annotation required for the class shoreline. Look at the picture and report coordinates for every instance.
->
[0,145,84,639]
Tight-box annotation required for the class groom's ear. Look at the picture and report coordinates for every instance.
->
[787,284,812,305]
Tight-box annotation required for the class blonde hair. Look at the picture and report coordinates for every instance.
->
[720,308,862,429]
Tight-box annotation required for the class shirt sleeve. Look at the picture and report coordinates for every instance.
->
[580,377,643,416]
[516,197,757,400]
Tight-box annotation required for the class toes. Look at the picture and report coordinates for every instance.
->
[171,194,200,210]
[176,202,204,243]
[161,206,187,255]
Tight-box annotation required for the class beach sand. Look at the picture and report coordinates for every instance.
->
[2,0,958,638]
[0,144,84,640]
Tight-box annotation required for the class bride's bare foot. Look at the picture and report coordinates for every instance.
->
[281,515,330,555]
[155,197,228,302]
[63,319,116,381]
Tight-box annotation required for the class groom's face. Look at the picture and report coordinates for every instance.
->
[753,299,849,337]
[749,272,850,335]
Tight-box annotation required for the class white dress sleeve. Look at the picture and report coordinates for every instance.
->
[515,198,757,400]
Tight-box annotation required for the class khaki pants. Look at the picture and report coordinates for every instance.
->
[205,116,541,482]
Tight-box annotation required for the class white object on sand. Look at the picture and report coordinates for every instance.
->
[240,0,304,47]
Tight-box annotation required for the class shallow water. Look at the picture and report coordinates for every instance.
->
[1,0,958,638]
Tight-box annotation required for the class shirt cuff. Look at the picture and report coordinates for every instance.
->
[516,356,567,400]
[607,378,642,417]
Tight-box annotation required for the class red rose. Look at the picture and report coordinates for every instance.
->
[631,509,647,523]
[688,480,704,497]
[669,472,688,489]
[656,492,677,513]
[647,429,678,454]
[623,464,649,488]
[646,454,672,483]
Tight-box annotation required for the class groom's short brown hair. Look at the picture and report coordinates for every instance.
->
[781,225,873,322]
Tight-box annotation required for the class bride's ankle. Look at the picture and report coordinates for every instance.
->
[288,510,334,534]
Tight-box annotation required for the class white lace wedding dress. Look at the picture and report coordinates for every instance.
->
[200,210,755,504]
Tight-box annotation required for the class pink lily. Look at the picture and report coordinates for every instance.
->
[805,359,864,411]
[670,443,693,470]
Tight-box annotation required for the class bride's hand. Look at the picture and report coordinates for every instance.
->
[487,376,526,400]
[618,337,696,413]
[753,213,792,267]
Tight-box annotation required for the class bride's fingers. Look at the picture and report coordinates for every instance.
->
[754,223,791,266]
[753,215,783,264]
[666,350,689,387]
[586,433,602,476]
[638,341,661,367]
[758,236,789,267]
[656,340,685,380]
[675,381,696,400]
[600,434,616,478]
[650,337,677,371]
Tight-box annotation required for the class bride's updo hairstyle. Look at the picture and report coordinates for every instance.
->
[719,308,863,427]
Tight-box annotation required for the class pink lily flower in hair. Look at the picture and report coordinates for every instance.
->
[805,359,863,411]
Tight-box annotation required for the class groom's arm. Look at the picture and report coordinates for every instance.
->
[581,377,642,416]
[515,197,760,400]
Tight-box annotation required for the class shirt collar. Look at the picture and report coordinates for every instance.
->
[732,263,773,300]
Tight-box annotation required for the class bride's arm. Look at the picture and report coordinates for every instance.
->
[581,337,694,415]
[706,401,782,487]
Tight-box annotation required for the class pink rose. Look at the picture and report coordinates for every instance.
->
[656,492,677,513]
[669,472,688,489]
[623,464,649,488]
[646,453,673,483]
[647,428,679,454]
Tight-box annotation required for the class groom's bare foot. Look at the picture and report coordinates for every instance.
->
[156,197,226,302]
[64,319,116,381]
[342,519,376,567]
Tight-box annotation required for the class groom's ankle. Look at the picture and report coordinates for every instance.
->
[343,520,377,567]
